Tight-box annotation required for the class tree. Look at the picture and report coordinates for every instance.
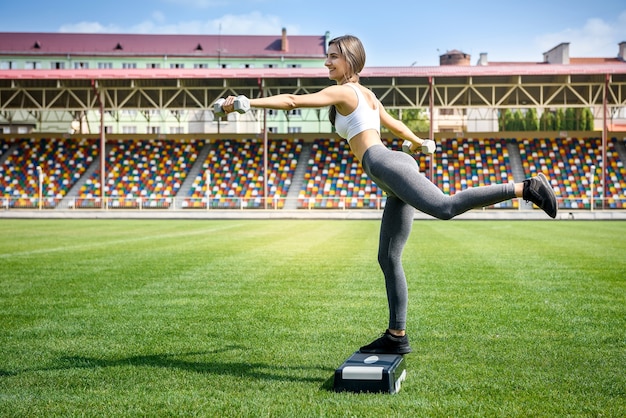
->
[384,108,430,133]
[555,108,565,130]
[546,111,555,130]
[525,108,539,131]
[565,108,576,130]
[540,110,553,130]
[582,108,594,130]
[574,108,583,130]
[499,109,513,131]
[512,110,526,131]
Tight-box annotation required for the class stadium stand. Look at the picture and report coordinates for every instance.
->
[1,135,624,211]
[298,138,383,209]
[433,138,517,209]
[518,137,626,209]
[77,139,204,209]
[607,138,626,208]
[0,137,97,208]
[296,137,517,209]
[186,138,302,209]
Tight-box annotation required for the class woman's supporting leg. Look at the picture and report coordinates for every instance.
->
[378,195,415,331]
[359,195,415,354]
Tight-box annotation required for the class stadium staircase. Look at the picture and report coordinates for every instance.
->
[506,139,533,210]
[0,141,17,166]
[283,141,312,209]
[615,138,626,166]
[57,143,113,209]
[174,141,213,207]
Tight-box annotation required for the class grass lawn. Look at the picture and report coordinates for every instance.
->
[0,219,624,417]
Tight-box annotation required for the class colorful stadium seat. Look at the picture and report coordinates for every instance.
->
[1,136,624,211]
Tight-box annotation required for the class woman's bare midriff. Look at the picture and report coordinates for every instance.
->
[348,130,385,161]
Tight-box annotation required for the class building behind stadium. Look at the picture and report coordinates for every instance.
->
[0,29,625,134]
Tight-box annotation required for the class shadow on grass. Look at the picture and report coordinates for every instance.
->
[0,347,333,385]
[0,370,17,377]
[1,352,405,394]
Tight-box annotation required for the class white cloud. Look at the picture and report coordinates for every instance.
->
[152,11,166,24]
[57,11,296,36]
[535,12,626,57]
[209,12,298,35]
[59,21,123,33]
[160,0,231,9]
[130,20,159,34]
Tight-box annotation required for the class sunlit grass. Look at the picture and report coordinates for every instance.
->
[0,219,624,416]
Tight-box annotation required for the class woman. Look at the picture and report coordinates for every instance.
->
[221,35,557,354]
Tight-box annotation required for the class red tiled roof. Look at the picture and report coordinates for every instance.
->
[1,62,625,81]
[0,32,326,58]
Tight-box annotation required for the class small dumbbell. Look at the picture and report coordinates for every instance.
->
[213,95,250,117]
[402,139,436,155]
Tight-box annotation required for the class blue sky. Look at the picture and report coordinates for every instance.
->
[2,0,625,67]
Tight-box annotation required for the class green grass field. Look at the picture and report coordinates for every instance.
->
[0,219,624,417]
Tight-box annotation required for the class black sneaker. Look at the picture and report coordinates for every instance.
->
[523,173,557,218]
[359,330,412,355]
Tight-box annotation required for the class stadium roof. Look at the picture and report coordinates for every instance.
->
[0,31,625,112]
[1,62,625,112]
[1,62,626,80]
[0,31,327,59]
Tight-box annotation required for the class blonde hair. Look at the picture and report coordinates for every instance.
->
[328,35,367,125]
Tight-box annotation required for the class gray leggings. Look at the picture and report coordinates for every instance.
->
[361,145,516,330]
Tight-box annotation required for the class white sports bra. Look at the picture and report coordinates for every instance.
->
[334,83,380,142]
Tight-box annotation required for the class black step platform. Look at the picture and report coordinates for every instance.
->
[333,352,407,394]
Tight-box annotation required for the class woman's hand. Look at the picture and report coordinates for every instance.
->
[221,96,238,114]
[402,138,436,154]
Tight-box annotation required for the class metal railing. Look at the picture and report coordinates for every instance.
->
[2,195,622,211]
